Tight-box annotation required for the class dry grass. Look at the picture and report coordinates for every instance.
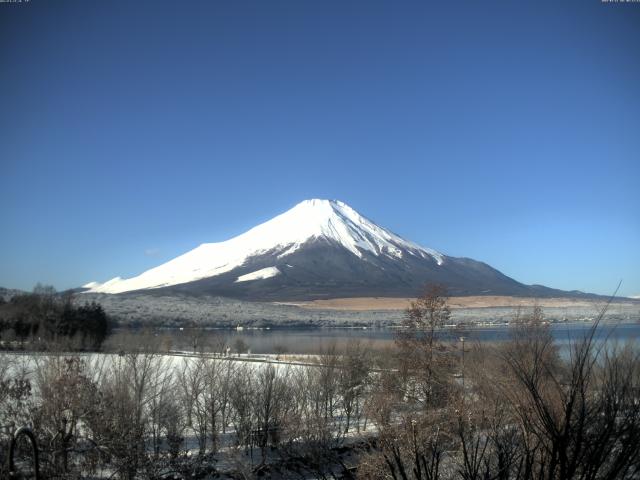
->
[276,295,633,311]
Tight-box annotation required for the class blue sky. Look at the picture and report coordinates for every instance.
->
[1,0,638,297]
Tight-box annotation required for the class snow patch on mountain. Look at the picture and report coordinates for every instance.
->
[86,199,444,294]
[235,267,281,283]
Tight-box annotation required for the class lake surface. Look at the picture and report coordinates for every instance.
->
[106,322,640,354]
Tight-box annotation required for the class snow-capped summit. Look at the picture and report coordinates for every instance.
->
[85,199,561,300]
[241,199,444,263]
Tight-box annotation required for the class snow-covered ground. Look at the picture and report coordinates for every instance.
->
[1,350,376,478]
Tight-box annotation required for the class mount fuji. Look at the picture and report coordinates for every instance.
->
[84,199,584,300]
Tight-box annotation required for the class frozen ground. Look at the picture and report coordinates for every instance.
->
[78,292,640,328]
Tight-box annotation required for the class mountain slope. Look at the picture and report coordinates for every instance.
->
[85,199,588,300]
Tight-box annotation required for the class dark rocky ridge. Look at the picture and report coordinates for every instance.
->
[135,238,601,301]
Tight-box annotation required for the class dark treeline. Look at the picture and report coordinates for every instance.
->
[0,285,639,479]
[0,284,110,350]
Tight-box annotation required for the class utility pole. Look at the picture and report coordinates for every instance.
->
[460,336,465,397]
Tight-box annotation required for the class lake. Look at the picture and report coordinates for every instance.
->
[105,322,640,354]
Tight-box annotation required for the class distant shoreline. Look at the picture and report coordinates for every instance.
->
[280,295,640,311]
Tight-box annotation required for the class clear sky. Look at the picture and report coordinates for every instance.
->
[1,0,638,297]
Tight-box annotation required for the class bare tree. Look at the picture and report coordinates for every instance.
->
[339,340,372,435]
[229,364,255,453]
[32,355,100,476]
[380,412,453,480]
[203,358,228,453]
[90,356,142,480]
[499,310,640,480]
[218,358,237,434]
[178,357,209,455]
[396,284,454,408]
[253,364,292,464]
